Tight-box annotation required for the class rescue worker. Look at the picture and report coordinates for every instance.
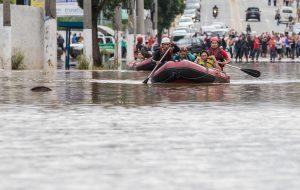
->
[152,37,180,66]
[208,37,231,70]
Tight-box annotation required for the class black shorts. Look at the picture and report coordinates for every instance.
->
[276,49,282,54]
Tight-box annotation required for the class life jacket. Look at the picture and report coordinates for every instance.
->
[208,48,225,62]
[196,56,215,68]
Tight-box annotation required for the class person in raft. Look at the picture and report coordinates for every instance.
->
[194,51,222,70]
[152,37,180,66]
[172,46,196,62]
[208,37,231,70]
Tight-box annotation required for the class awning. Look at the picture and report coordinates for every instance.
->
[97,25,115,36]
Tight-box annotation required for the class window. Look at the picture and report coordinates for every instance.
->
[98,38,104,44]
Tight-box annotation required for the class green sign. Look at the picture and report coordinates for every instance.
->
[99,43,114,50]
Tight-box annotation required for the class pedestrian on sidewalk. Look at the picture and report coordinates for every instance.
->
[290,36,295,59]
[295,36,300,57]
[275,36,283,60]
[261,36,268,58]
[274,0,277,6]
[121,36,127,58]
[252,36,261,61]
[285,36,291,58]
[269,37,276,62]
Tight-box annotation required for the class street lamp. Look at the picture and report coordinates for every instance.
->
[213,5,218,19]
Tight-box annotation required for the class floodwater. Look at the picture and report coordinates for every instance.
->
[1,62,300,190]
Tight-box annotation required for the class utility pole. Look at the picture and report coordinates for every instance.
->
[136,0,145,35]
[126,0,136,65]
[44,0,57,73]
[83,0,93,69]
[114,3,122,70]
[2,0,11,70]
[154,0,158,36]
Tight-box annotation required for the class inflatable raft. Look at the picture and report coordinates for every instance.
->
[151,60,230,83]
[127,58,156,71]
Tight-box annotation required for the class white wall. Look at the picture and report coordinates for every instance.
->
[0,5,44,70]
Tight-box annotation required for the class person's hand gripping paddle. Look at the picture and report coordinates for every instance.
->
[143,47,171,84]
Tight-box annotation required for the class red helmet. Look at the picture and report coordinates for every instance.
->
[210,37,219,42]
[137,36,143,43]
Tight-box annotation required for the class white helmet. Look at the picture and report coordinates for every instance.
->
[161,37,171,44]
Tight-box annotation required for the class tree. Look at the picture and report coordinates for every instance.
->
[77,0,128,67]
[0,0,16,3]
[145,0,184,36]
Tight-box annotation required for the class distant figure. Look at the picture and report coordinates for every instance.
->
[57,34,65,51]
[284,0,289,6]
[121,37,127,58]
[246,24,251,34]
[268,0,271,6]
[77,33,84,43]
[72,33,77,44]
[274,0,277,6]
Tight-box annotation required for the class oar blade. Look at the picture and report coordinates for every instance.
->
[143,77,150,84]
[241,68,261,78]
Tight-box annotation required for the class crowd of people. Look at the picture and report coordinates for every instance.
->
[212,30,300,63]
[134,28,300,69]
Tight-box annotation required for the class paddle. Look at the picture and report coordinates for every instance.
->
[143,47,171,84]
[226,64,261,78]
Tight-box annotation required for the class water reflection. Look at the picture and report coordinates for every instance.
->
[1,63,300,190]
[0,63,300,106]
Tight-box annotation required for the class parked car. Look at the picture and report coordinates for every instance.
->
[183,9,197,19]
[201,25,217,35]
[178,16,194,27]
[188,37,205,54]
[174,26,196,37]
[210,28,229,37]
[246,7,261,22]
[70,34,115,58]
[293,23,300,34]
[211,21,227,29]
[175,36,193,48]
[172,30,189,43]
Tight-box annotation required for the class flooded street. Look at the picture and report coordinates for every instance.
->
[1,63,300,190]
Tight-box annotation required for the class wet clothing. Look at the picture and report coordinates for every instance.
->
[195,56,216,68]
[152,45,180,63]
[173,52,196,62]
[208,48,228,62]
[57,36,65,51]
[208,47,229,70]
[135,42,151,59]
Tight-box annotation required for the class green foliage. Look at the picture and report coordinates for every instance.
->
[0,0,16,3]
[145,0,184,35]
[11,50,25,70]
[77,0,128,19]
[77,55,90,70]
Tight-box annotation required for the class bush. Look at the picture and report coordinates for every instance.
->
[11,50,25,70]
[76,55,90,70]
